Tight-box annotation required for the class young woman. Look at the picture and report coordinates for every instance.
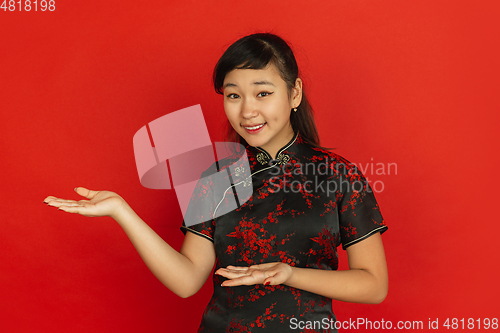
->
[44,33,388,332]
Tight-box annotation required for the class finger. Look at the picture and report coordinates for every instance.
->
[263,272,280,286]
[57,205,88,215]
[44,196,83,205]
[53,198,79,204]
[44,196,68,204]
[215,269,251,279]
[43,196,57,203]
[46,199,79,207]
[58,202,85,207]
[249,262,279,269]
[225,266,250,271]
[263,270,288,286]
[221,275,258,287]
[45,200,68,207]
[217,267,249,274]
[75,187,100,199]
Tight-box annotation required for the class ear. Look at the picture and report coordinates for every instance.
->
[291,78,303,108]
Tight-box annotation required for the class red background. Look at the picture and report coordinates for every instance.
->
[1,1,499,332]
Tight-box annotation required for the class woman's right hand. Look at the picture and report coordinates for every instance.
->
[44,187,126,219]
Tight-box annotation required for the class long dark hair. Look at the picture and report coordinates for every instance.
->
[213,33,324,149]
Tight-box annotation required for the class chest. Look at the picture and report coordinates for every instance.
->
[212,168,342,268]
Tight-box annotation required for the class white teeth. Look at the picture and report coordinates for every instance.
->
[245,124,265,130]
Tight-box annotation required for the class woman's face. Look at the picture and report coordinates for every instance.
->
[223,64,302,158]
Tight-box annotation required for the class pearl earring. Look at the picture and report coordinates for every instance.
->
[293,108,297,112]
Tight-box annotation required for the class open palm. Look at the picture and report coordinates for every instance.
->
[216,262,293,287]
[44,187,125,218]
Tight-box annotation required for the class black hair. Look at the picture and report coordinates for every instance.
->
[213,33,324,149]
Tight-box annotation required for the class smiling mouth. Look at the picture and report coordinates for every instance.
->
[242,122,266,134]
[243,123,266,130]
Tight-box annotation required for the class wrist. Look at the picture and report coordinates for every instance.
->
[111,198,132,223]
[284,264,298,285]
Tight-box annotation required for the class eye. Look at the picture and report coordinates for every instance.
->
[257,91,273,98]
[226,93,240,99]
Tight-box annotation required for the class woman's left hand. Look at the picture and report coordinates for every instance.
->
[215,262,293,287]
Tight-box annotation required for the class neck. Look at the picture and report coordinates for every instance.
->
[260,125,295,159]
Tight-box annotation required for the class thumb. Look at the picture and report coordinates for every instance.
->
[263,278,273,286]
[75,187,99,199]
[263,272,277,286]
[263,269,288,286]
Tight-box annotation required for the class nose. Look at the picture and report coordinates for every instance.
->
[241,98,258,120]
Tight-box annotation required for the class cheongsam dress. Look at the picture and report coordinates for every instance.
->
[181,132,388,333]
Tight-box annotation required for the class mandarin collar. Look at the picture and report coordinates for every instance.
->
[246,132,301,168]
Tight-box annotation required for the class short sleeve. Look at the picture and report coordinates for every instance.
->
[180,167,217,243]
[337,166,388,250]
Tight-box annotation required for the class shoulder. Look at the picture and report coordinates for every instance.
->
[299,144,360,176]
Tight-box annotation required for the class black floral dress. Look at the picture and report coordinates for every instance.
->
[181,132,388,332]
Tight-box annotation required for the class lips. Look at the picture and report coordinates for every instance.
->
[242,122,266,134]
[243,123,265,130]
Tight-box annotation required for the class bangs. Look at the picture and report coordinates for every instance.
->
[235,43,276,70]
[213,38,278,94]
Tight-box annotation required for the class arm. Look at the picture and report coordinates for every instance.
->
[285,233,388,303]
[113,202,216,298]
[216,233,387,304]
[44,187,215,298]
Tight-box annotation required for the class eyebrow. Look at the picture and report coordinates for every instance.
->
[253,80,275,87]
[223,81,275,89]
